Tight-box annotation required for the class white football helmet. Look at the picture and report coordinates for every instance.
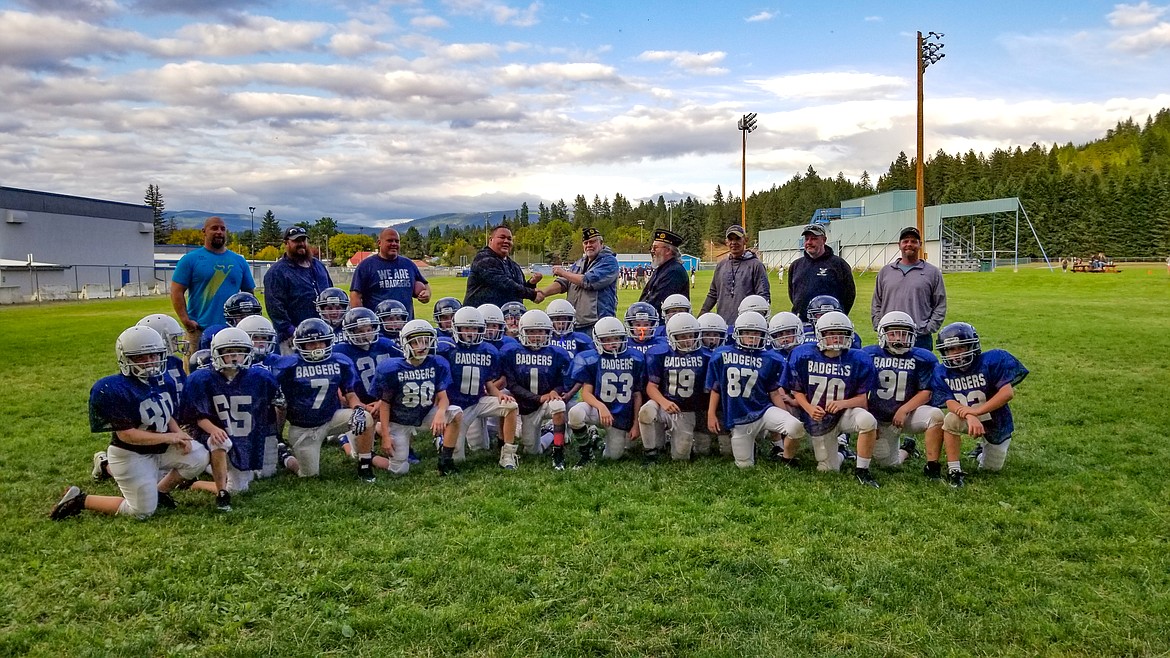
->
[478,304,505,342]
[592,316,628,355]
[768,312,803,351]
[519,310,554,349]
[737,294,770,319]
[137,314,187,356]
[665,312,701,353]
[116,326,168,381]
[661,294,692,320]
[400,319,437,361]
[815,311,855,352]
[236,315,277,357]
[732,311,768,350]
[452,306,485,346]
[546,299,576,336]
[210,327,254,372]
[697,312,728,349]
[877,311,916,355]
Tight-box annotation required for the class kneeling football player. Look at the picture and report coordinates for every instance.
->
[567,317,645,466]
[639,313,710,462]
[500,310,573,469]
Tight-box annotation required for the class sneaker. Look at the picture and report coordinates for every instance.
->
[216,490,232,512]
[499,444,519,470]
[91,451,109,481]
[551,445,566,471]
[968,443,983,459]
[157,490,177,509]
[899,436,919,460]
[948,469,967,488]
[778,456,798,468]
[768,444,786,462]
[408,448,422,465]
[358,461,376,483]
[854,467,880,488]
[574,445,594,469]
[50,486,86,520]
[923,461,942,480]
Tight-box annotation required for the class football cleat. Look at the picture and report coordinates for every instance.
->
[768,444,785,462]
[642,448,660,466]
[574,443,594,469]
[276,442,293,468]
[50,486,86,520]
[837,434,856,461]
[499,443,519,470]
[854,467,880,488]
[551,445,566,471]
[899,436,919,460]
[156,490,177,509]
[923,461,942,480]
[358,460,376,483]
[948,469,967,488]
[968,443,983,459]
[438,456,457,476]
[408,448,421,465]
[91,451,110,481]
[216,490,232,512]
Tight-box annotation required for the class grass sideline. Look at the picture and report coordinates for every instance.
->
[2,269,1169,655]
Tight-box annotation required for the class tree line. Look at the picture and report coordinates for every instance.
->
[146,107,1170,265]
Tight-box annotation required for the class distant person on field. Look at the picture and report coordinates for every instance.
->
[263,226,333,355]
[700,224,771,326]
[349,228,431,320]
[170,216,255,358]
[787,223,855,322]
[870,226,946,351]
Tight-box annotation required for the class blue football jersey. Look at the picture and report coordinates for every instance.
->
[627,335,666,358]
[549,332,592,360]
[785,343,877,436]
[646,345,710,413]
[165,355,187,400]
[374,355,453,428]
[500,342,573,415]
[89,373,179,455]
[252,353,285,373]
[198,323,228,351]
[862,345,939,423]
[335,337,404,404]
[273,353,357,428]
[704,345,786,428]
[930,349,1028,445]
[488,334,521,352]
[569,348,646,431]
[437,341,502,409]
[180,367,280,471]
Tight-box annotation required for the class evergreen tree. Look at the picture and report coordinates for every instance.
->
[401,226,424,258]
[257,210,282,247]
[519,202,530,227]
[144,184,167,244]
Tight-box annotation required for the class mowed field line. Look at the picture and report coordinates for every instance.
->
[1,268,1168,656]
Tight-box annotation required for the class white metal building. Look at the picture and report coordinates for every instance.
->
[0,186,155,303]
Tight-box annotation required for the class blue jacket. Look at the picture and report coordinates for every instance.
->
[263,256,333,342]
[557,247,619,330]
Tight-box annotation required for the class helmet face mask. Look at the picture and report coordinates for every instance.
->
[546,299,576,336]
[624,302,659,342]
[400,319,437,362]
[136,314,188,356]
[211,328,254,373]
[294,318,335,362]
[732,312,769,350]
[116,326,168,381]
[236,315,277,357]
[343,308,381,348]
[807,295,843,323]
[877,311,916,355]
[937,322,981,369]
[224,292,262,326]
[519,310,554,349]
[768,312,803,351]
[375,300,409,338]
[316,287,349,327]
[665,313,701,353]
[697,312,728,349]
[814,311,854,353]
[501,302,525,334]
[771,328,801,350]
[452,307,485,347]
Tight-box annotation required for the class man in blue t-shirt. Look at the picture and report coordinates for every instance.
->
[170,216,255,358]
[349,228,431,320]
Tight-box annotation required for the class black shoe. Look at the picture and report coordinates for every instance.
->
[551,445,565,471]
[574,445,594,469]
[778,456,798,468]
[276,442,292,468]
[967,443,983,459]
[948,469,967,488]
[438,457,457,476]
[854,467,880,488]
[768,445,785,462]
[837,437,856,462]
[216,490,232,512]
[157,490,177,509]
[642,449,659,466]
[407,448,421,465]
[358,460,376,483]
[899,436,919,460]
[50,486,86,520]
[924,461,941,480]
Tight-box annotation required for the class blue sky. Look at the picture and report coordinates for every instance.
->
[1,0,1168,225]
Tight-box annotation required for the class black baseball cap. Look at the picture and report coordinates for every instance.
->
[899,226,922,240]
[284,226,308,241]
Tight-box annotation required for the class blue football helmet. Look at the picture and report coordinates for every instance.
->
[937,322,981,369]
[294,317,335,362]
[316,287,349,327]
[374,299,409,338]
[624,302,659,341]
[433,297,462,331]
[501,301,526,334]
[223,292,262,326]
[342,307,381,348]
[806,295,843,323]
[189,348,213,370]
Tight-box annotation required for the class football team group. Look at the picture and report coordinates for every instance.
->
[49,284,1027,520]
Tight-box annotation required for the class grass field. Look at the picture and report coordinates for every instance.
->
[2,268,1169,656]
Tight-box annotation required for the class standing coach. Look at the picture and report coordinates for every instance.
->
[539,227,619,335]
[787,223,855,321]
[871,226,946,350]
[350,227,431,319]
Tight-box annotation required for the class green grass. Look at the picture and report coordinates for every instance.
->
[2,269,1169,656]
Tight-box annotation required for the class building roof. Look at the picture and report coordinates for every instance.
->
[0,186,150,223]
[348,251,375,266]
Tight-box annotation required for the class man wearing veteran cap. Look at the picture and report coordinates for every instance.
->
[699,224,771,326]
[539,227,619,335]
[639,228,690,313]
[871,225,946,350]
[787,222,855,322]
[263,225,334,353]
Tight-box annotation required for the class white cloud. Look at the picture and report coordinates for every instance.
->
[1107,2,1167,27]
[864,15,882,22]
[1112,21,1170,52]
[0,10,147,68]
[495,62,622,88]
[441,0,541,27]
[636,50,728,76]
[748,72,908,101]
[152,15,330,57]
[411,14,449,29]
[746,11,774,23]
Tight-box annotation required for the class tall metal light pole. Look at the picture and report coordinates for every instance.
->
[637,219,645,249]
[667,199,678,231]
[248,206,256,258]
[916,31,944,260]
[737,113,758,231]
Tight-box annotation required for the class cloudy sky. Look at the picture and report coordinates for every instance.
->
[2,1,1169,225]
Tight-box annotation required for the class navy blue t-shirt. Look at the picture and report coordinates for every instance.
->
[350,254,427,319]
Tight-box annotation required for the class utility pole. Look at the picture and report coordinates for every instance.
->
[737,113,757,230]
[916,31,944,260]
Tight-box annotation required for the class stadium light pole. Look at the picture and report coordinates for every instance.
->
[667,199,678,231]
[248,206,256,257]
[917,31,944,260]
[737,113,757,231]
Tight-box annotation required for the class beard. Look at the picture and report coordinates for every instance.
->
[210,235,226,249]
[650,252,665,268]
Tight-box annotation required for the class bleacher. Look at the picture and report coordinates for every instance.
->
[939,227,981,272]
